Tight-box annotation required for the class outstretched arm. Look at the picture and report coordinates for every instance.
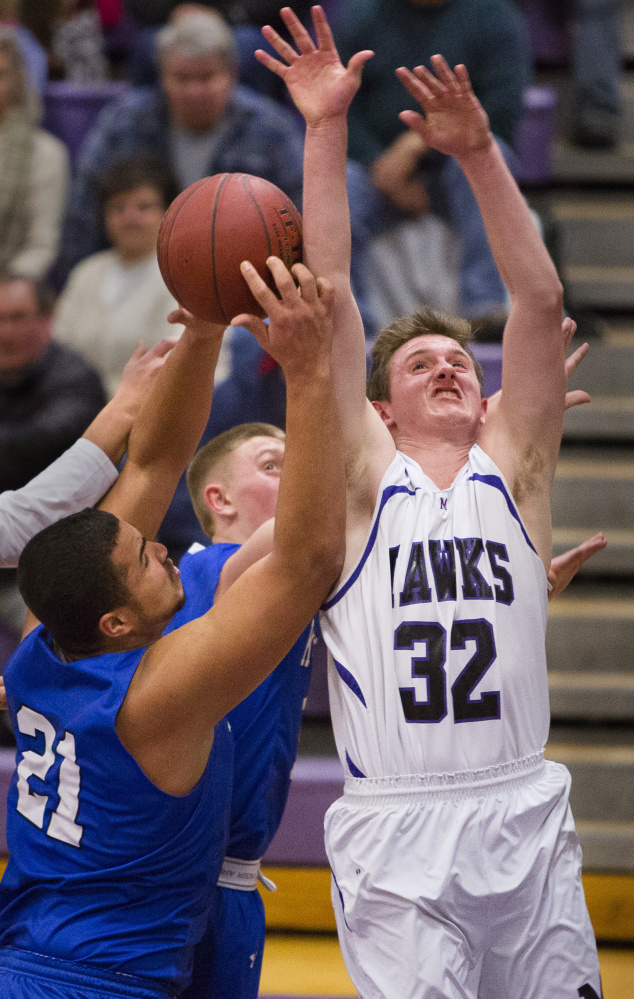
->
[117,258,346,795]
[257,6,394,503]
[481,318,590,443]
[99,313,225,540]
[398,57,564,565]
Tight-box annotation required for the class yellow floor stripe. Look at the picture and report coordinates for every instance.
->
[260,934,356,996]
[262,867,634,943]
[0,856,632,992]
[261,933,634,997]
[261,867,336,932]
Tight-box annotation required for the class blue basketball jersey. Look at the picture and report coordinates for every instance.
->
[169,543,313,859]
[0,625,233,995]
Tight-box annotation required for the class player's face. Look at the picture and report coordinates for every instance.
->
[112,521,185,634]
[386,335,486,439]
[104,184,166,262]
[161,53,235,133]
[223,436,285,540]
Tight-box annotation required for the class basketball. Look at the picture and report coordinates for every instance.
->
[157,173,303,325]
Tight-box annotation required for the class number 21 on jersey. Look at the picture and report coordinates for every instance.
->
[15,705,83,847]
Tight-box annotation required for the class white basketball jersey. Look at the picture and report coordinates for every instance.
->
[320,445,551,779]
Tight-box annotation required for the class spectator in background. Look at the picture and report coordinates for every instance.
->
[0,276,106,494]
[333,0,531,336]
[51,0,108,82]
[0,274,106,635]
[572,0,623,148]
[123,0,313,89]
[0,29,69,281]
[57,10,305,283]
[54,155,190,398]
[0,1,47,95]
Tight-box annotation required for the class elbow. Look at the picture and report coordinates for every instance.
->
[308,534,346,590]
[547,278,565,314]
[536,268,564,315]
[299,533,346,597]
[514,274,563,319]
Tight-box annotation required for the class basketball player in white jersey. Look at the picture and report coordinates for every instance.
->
[257,8,603,998]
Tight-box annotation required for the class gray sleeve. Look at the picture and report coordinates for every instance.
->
[0,439,119,568]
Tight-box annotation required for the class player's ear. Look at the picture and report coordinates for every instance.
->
[203,482,234,517]
[371,399,396,430]
[479,395,488,426]
[98,608,135,639]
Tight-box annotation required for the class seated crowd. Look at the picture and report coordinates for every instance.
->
[0,0,596,627]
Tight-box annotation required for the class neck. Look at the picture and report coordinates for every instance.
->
[396,435,474,489]
[213,523,250,545]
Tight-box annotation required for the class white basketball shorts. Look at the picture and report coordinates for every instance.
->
[325,754,601,999]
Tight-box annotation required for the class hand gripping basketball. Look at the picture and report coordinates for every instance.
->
[233,257,335,379]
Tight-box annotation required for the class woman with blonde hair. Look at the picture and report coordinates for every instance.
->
[0,28,69,279]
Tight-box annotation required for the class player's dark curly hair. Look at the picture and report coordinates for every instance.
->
[367,308,484,402]
[17,508,130,656]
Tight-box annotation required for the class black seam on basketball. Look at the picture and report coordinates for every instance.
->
[162,178,208,303]
[241,174,273,270]
[211,174,232,325]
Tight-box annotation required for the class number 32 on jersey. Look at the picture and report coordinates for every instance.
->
[397,617,499,724]
[15,705,83,847]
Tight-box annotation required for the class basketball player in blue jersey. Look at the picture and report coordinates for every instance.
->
[0,258,346,999]
[257,8,603,998]
[153,421,307,999]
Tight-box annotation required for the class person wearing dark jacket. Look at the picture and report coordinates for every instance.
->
[0,275,105,493]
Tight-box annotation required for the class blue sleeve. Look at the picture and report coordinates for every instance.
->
[166,544,240,631]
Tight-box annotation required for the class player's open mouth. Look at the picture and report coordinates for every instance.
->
[434,389,460,398]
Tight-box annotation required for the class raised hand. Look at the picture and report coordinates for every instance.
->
[232,256,335,379]
[256,5,373,125]
[561,318,591,410]
[397,55,492,161]
[547,533,607,600]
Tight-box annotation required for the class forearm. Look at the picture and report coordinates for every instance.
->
[82,394,137,466]
[458,142,562,308]
[302,117,369,440]
[303,117,352,285]
[272,363,344,583]
[0,439,117,567]
[127,326,222,471]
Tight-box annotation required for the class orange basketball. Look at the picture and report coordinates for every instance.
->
[157,173,303,325]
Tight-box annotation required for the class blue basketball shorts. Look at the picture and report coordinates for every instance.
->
[180,884,266,999]
[0,947,173,999]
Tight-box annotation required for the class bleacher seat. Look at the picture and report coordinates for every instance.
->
[515,86,559,186]
[519,0,570,64]
[43,81,130,164]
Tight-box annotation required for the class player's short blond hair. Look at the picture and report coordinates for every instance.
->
[367,308,484,402]
[187,422,285,539]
